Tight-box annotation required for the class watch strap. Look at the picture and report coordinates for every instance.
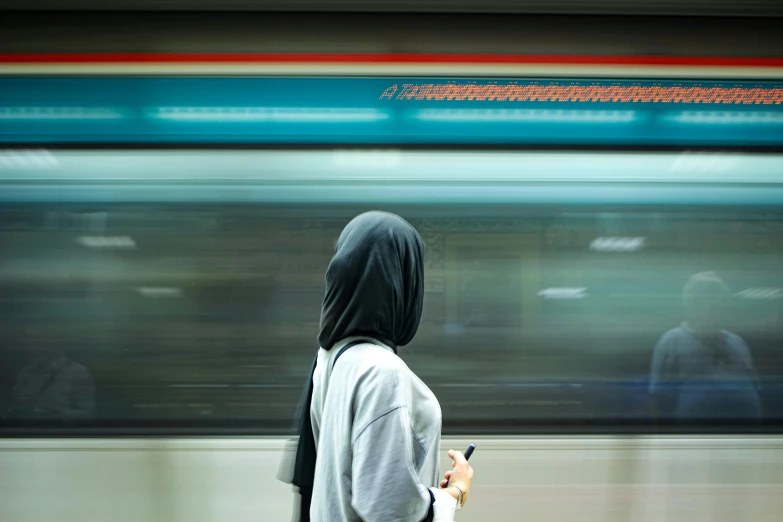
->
[449,485,464,510]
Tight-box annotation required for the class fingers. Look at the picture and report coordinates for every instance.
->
[448,449,468,466]
[440,471,453,488]
[439,469,452,488]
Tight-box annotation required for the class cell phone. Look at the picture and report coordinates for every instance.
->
[463,443,476,461]
[446,443,476,487]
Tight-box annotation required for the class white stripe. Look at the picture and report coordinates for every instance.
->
[415,109,637,123]
[0,107,123,120]
[149,107,389,123]
[3,63,783,78]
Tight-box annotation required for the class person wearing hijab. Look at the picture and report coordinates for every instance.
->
[281,211,474,522]
[649,272,762,422]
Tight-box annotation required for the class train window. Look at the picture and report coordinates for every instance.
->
[1,172,782,435]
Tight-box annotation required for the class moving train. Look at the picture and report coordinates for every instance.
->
[1,38,783,521]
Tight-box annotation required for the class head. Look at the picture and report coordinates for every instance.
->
[318,211,425,352]
[683,271,732,338]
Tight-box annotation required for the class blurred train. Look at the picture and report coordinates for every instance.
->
[2,25,783,521]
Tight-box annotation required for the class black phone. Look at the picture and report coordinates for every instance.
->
[463,443,476,461]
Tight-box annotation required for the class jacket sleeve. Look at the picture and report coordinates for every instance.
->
[351,405,435,522]
[349,358,457,522]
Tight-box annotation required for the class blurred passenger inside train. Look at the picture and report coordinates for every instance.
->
[5,327,96,422]
[282,211,474,522]
[649,272,762,423]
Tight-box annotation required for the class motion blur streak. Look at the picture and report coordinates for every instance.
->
[148,107,391,123]
[2,148,781,433]
[413,109,639,123]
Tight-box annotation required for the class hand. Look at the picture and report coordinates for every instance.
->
[439,449,474,507]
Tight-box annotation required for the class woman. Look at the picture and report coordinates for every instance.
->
[284,211,474,521]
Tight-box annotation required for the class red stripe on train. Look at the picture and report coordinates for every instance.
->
[1,53,783,67]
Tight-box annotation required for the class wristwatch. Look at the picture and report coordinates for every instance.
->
[449,485,464,510]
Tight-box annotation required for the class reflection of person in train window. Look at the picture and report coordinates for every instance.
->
[649,272,762,423]
[7,330,96,421]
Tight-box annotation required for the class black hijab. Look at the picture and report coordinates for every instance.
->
[288,211,425,520]
[318,211,425,351]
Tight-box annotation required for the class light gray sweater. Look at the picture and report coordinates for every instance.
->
[310,337,445,521]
